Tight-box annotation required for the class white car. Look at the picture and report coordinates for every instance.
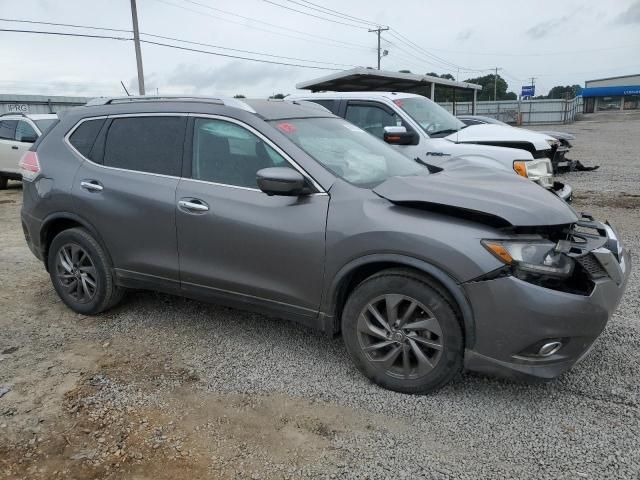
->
[0,113,58,189]
[288,92,572,201]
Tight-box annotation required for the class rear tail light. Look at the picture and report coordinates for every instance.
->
[19,151,41,181]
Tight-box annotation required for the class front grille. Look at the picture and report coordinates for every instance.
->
[578,254,608,279]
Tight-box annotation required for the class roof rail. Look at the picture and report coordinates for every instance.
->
[85,95,256,113]
[0,112,29,118]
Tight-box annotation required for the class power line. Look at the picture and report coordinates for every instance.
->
[0,17,131,33]
[282,0,382,27]
[165,0,372,50]
[140,32,356,67]
[0,28,131,41]
[0,18,355,67]
[0,28,344,70]
[139,38,342,69]
[261,0,369,29]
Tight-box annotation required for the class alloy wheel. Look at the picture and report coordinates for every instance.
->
[55,243,98,303]
[357,294,443,379]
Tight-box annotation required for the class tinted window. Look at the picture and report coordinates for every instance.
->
[35,119,57,132]
[192,118,287,188]
[0,120,17,140]
[308,99,339,114]
[69,119,106,159]
[345,104,403,139]
[15,121,38,142]
[103,117,185,176]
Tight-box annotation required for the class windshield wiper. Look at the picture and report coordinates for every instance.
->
[429,128,460,136]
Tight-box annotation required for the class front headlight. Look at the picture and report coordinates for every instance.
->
[513,159,552,182]
[482,239,574,278]
[546,138,560,147]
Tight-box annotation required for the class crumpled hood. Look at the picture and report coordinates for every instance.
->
[373,166,579,227]
[447,124,554,152]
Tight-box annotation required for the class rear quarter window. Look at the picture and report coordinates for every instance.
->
[68,118,106,159]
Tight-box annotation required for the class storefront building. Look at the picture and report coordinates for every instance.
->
[581,74,640,113]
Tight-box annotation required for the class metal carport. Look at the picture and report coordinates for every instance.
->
[296,67,483,114]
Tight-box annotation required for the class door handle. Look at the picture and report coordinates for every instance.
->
[178,199,209,212]
[11,146,18,150]
[80,180,103,192]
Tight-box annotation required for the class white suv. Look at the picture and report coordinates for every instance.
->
[0,113,58,189]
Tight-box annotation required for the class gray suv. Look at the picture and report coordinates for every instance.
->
[21,96,630,394]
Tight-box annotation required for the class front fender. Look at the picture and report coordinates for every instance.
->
[322,253,476,348]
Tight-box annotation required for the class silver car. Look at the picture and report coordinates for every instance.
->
[0,113,57,188]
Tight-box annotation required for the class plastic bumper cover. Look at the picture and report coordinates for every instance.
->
[462,248,630,380]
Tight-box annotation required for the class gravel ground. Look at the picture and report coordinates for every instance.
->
[1,113,639,479]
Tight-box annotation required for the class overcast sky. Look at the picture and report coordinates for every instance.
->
[1,0,639,98]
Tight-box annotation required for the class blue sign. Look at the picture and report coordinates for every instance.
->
[521,85,535,97]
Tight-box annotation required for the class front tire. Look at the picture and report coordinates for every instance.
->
[0,176,8,190]
[47,228,123,315]
[342,269,463,394]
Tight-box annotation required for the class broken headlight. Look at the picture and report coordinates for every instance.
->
[482,240,575,278]
[513,159,553,183]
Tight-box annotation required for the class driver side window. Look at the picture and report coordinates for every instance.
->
[345,104,403,140]
[192,118,287,189]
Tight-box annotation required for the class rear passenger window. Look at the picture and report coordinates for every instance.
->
[69,119,106,159]
[15,121,38,142]
[103,116,186,176]
[0,120,17,140]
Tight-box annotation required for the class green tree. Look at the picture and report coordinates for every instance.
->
[269,93,286,99]
[546,85,582,99]
[233,94,246,98]
[463,73,513,101]
[398,69,412,73]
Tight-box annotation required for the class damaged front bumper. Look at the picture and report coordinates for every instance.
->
[462,216,631,380]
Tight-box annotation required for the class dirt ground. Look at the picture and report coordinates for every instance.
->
[1,113,639,480]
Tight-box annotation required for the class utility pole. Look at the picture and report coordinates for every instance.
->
[530,76,537,92]
[493,67,503,101]
[130,0,145,95]
[368,26,389,69]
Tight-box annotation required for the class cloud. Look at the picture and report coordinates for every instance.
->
[526,15,570,38]
[166,62,298,95]
[456,28,474,41]
[613,0,640,24]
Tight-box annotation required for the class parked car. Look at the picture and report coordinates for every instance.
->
[21,96,629,394]
[456,115,598,173]
[288,92,572,201]
[0,113,57,189]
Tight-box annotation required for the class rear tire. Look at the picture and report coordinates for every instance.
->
[0,176,8,190]
[47,228,124,315]
[341,269,463,394]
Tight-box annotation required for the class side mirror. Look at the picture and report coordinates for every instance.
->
[383,126,416,145]
[257,167,307,196]
[20,135,38,144]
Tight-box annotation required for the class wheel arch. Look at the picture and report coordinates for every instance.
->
[40,212,111,271]
[322,254,476,348]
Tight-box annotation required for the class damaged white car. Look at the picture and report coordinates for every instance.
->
[289,92,572,202]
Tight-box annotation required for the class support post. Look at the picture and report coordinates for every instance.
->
[130,0,146,95]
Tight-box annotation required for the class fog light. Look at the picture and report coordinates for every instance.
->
[538,341,562,357]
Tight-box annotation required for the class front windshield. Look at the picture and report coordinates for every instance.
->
[272,117,425,188]
[394,96,465,137]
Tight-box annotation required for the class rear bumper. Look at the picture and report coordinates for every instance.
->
[462,248,631,380]
[21,209,44,261]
